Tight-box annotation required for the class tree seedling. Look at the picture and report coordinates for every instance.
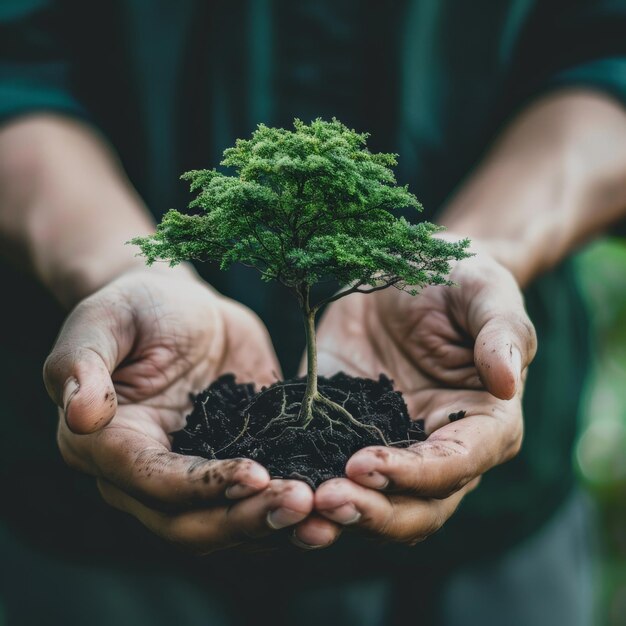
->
[131,119,470,483]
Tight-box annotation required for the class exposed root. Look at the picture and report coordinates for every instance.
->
[174,372,416,489]
[300,392,315,427]
[254,387,391,446]
[386,438,416,446]
[211,383,391,455]
[263,424,311,443]
[256,384,302,437]
[314,393,390,446]
[213,411,250,454]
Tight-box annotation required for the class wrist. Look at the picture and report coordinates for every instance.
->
[440,91,626,287]
[50,250,145,308]
[55,253,200,308]
[433,231,520,287]
[30,216,158,307]
[440,128,586,287]
[0,115,193,307]
[441,160,585,287]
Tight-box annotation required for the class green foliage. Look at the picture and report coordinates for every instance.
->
[131,118,470,309]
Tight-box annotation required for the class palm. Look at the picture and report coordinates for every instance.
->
[300,255,536,547]
[47,271,317,554]
[54,270,278,466]
[99,274,277,449]
[314,253,534,491]
[317,276,518,438]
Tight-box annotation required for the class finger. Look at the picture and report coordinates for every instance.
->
[345,402,522,499]
[292,514,343,549]
[59,423,271,508]
[44,299,131,433]
[98,478,314,554]
[461,261,537,400]
[473,313,534,400]
[45,346,117,434]
[315,478,468,545]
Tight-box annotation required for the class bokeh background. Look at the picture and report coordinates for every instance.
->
[575,238,626,626]
[0,2,625,624]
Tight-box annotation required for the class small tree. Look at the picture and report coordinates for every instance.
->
[131,118,469,427]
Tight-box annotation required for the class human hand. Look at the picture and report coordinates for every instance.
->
[294,246,536,547]
[44,269,314,554]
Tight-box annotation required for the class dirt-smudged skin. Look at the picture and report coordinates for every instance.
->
[172,373,427,489]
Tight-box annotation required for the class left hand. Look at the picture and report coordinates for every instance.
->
[293,247,537,548]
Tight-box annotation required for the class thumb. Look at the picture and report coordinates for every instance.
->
[44,303,121,434]
[473,317,530,400]
[467,284,537,400]
[459,258,537,401]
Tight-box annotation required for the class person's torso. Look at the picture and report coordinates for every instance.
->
[0,0,589,573]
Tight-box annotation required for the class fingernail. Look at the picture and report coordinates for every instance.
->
[355,471,389,490]
[511,347,522,385]
[290,531,325,550]
[266,508,302,530]
[225,483,258,499]
[323,503,361,525]
[62,377,80,413]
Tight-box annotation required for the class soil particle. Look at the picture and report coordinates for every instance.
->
[448,410,467,422]
[172,373,427,489]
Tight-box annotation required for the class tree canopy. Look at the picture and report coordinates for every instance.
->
[131,118,470,310]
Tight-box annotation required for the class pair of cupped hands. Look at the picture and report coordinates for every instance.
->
[43,246,536,554]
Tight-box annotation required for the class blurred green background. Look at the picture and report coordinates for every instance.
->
[575,238,626,626]
[0,240,622,626]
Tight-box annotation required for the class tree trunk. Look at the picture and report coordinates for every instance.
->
[299,290,318,424]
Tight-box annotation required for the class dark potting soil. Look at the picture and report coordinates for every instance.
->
[172,373,428,488]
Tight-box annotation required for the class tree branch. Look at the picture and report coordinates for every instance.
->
[311,277,401,311]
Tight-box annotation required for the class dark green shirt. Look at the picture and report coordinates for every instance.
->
[1,0,625,577]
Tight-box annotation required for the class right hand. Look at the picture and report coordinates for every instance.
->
[43,268,315,555]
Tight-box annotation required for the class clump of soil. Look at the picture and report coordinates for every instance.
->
[172,373,426,488]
